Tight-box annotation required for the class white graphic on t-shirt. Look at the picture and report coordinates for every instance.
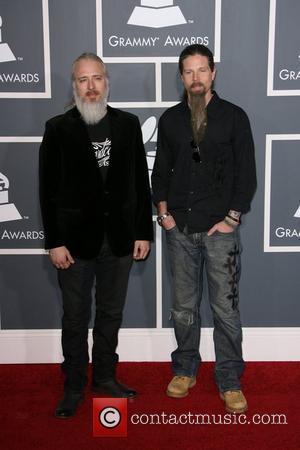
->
[92,138,111,168]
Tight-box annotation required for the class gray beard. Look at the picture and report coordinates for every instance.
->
[74,89,108,125]
[189,92,207,146]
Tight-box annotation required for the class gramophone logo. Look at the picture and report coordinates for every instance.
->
[0,1,51,98]
[0,16,16,63]
[0,172,22,222]
[264,135,300,251]
[127,0,187,28]
[294,205,300,218]
[141,116,157,186]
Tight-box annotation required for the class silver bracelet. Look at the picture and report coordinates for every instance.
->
[157,212,170,226]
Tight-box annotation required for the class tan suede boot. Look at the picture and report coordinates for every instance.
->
[166,376,196,398]
[220,390,248,413]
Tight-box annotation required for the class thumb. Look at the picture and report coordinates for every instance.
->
[207,226,215,236]
[66,250,75,264]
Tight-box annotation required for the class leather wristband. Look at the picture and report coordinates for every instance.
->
[224,216,239,228]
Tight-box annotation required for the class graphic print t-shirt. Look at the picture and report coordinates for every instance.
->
[87,114,111,183]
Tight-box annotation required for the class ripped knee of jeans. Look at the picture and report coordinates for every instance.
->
[169,308,195,326]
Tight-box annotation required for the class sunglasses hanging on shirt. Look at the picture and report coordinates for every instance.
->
[190,139,202,163]
[190,114,207,163]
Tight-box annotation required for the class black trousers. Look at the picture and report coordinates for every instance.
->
[57,238,133,392]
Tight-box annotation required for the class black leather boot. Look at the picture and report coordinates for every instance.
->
[92,379,137,398]
[55,391,84,419]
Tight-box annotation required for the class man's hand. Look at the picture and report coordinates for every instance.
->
[161,214,176,231]
[133,241,150,260]
[157,201,176,231]
[207,220,234,236]
[49,246,75,269]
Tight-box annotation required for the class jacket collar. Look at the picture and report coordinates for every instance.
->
[206,91,224,119]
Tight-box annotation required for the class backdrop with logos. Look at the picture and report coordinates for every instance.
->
[0,0,299,362]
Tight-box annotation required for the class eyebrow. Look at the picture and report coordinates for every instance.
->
[77,73,105,79]
[183,66,209,71]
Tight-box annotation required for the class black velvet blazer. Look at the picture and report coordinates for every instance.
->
[39,106,153,258]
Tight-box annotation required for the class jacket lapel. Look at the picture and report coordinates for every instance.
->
[105,106,123,188]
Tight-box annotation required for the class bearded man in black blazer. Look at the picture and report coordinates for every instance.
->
[39,52,153,418]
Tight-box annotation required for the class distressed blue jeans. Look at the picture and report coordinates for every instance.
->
[166,226,245,392]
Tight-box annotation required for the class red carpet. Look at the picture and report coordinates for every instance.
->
[0,362,299,450]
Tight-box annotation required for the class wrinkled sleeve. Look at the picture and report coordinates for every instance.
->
[151,115,173,205]
[39,121,65,249]
[230,109,257,213]
[133,117,154,241]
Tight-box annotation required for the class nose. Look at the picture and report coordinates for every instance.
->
[87,78,95,90]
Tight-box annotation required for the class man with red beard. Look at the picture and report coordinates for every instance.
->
[152,45,256,413]
[39,53,153,418]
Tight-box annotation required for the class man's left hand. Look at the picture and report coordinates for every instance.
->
[133,240,150,260]
[207,220,234,236]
